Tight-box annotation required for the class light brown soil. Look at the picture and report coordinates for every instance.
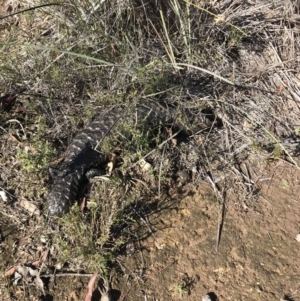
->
[106,156,300,301]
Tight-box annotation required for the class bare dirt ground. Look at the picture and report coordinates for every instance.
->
[1,0,300,300]
[99,157,300,301]
[129,161,300,301]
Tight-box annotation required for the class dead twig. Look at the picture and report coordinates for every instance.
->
[85,271,98,301]
[40,272,95,278]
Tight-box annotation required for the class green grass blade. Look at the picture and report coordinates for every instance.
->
[0,43,116,66]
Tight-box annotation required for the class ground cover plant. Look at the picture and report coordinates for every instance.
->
[0,0,300,300]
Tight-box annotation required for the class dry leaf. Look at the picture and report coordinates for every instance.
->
[14,266,44,293]
[5,266,17,276]
[107,162,114,175]
[80,196,87,212]
[32,251,47,266]
[19,198,40,215]
[197,136,204,145]
[107,153,117,175]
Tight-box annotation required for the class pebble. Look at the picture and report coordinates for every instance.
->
[202,295,212,301]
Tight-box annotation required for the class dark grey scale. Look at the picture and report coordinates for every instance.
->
[47,143,108,215]
[47,101,176,216]
[46,102,227,216]
[281,137,300,155]
[85,168,107,179]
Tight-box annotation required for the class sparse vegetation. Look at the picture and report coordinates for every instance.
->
[0,0,300,300]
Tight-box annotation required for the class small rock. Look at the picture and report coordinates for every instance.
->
[0,191,8,202]
[19,198,40,215]
[40,235,48,244]
[55,262,63,270]
[202,295,212,301]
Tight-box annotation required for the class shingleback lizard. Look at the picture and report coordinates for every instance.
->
[47,101,175,216]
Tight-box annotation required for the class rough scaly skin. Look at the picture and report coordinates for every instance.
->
[47,102,175,216]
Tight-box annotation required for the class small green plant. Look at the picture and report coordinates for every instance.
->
[173,281,185,299]
[172,274,195,298]
[281,178,290,190]
[51,176,146,277]
[100,115,163,166]
[294,127,300,135]
[17,139,53,172]
[52,205,112,277]
[16,117,54,173]
[227,27,244,47]
[250,141,263,152]
[272,143,282,159]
